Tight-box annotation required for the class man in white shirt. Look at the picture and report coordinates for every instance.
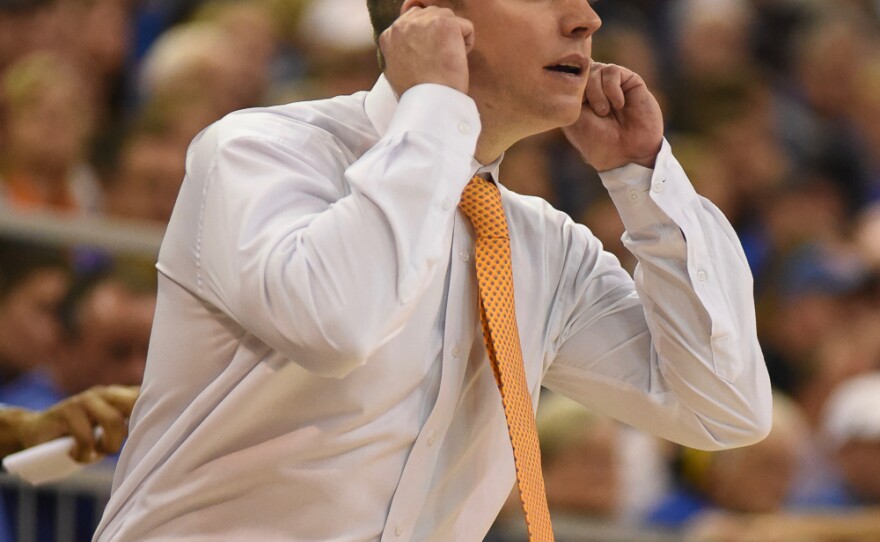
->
[94,0,772,540]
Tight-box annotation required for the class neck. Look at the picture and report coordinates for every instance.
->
[472,100,542,166]
[474,132,507,166]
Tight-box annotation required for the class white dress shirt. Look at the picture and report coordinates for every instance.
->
[94,76,771,541]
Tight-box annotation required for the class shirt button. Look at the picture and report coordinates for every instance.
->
[628,190,641,203]
[441,198,453,211]
[452,344,461,358]
[426,430,436,446]
[395,524,404,536]
[458,122,472,135]
[652,180,666,193]
[697,269,708,282]
[459,250,470,263]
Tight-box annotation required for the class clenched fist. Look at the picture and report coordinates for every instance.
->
[563,62,664,172]
[380,1,474,96]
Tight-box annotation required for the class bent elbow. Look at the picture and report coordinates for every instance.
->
[698,397,773,451]
[738,399,773,446]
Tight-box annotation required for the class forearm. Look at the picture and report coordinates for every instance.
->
[0,408,32,459]
[546,140,771,449]
[601,140,771,445]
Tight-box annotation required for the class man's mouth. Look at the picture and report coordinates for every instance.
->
[544,64,584,76]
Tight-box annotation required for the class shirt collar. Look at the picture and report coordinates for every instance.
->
[364,74,398,140]
[364,75,504,183]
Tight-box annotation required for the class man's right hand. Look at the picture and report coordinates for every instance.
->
[380,1,474,96]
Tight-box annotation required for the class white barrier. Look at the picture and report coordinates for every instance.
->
[0,208,163,258]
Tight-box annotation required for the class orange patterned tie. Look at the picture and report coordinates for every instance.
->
[459,176,554,541]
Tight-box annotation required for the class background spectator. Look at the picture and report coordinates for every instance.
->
[0,241,69,385]
[0,271,155,411]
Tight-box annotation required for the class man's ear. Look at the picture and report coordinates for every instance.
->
[400,0,426,14]
[400,0,451,15]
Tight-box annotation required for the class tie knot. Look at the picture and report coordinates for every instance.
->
[459,176,509,239]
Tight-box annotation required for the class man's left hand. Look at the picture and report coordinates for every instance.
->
[563,62,663,172]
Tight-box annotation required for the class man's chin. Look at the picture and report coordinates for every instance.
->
[548,99,585,129]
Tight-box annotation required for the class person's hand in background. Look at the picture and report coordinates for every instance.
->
[1,385,139,462]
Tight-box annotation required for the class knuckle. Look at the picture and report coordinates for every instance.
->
[106,411,125,425]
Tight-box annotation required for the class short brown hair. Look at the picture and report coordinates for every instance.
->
[365,0,405,41]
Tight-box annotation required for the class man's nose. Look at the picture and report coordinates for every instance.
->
[561,0,603,39]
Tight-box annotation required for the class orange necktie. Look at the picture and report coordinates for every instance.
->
[459,176,554,541]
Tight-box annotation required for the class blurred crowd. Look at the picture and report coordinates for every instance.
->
[0,0,880,540]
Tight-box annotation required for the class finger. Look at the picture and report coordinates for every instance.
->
[585,63,611,117]
[81,394,128,455]
[94,385,140,418]
[620,70,646,95]
[601,66,626,111]
[59,404,98,463]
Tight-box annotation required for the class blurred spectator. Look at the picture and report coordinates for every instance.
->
[73,0,134,100]
[0,52,99,213]
[855,203,880,271]
[647,393,809,529]
[290,0,379,99]
[193,0,279,110]
[538,394,671,524]
[498,134,556,205]
[137,22,251,146]
[0,271,154,411]
[489,394,670,541]
[759,240,869,397]
[105,130,186,224]
[579,197,635,274]
[0,240,69,385]
[667,0,761,134]
[852,53,880,204]
[819,373,880,506]
[781,13,875,211]
[537,395,621,520]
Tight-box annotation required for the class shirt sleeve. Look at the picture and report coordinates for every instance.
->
[180,84,480,379]
[542,139,772,450]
